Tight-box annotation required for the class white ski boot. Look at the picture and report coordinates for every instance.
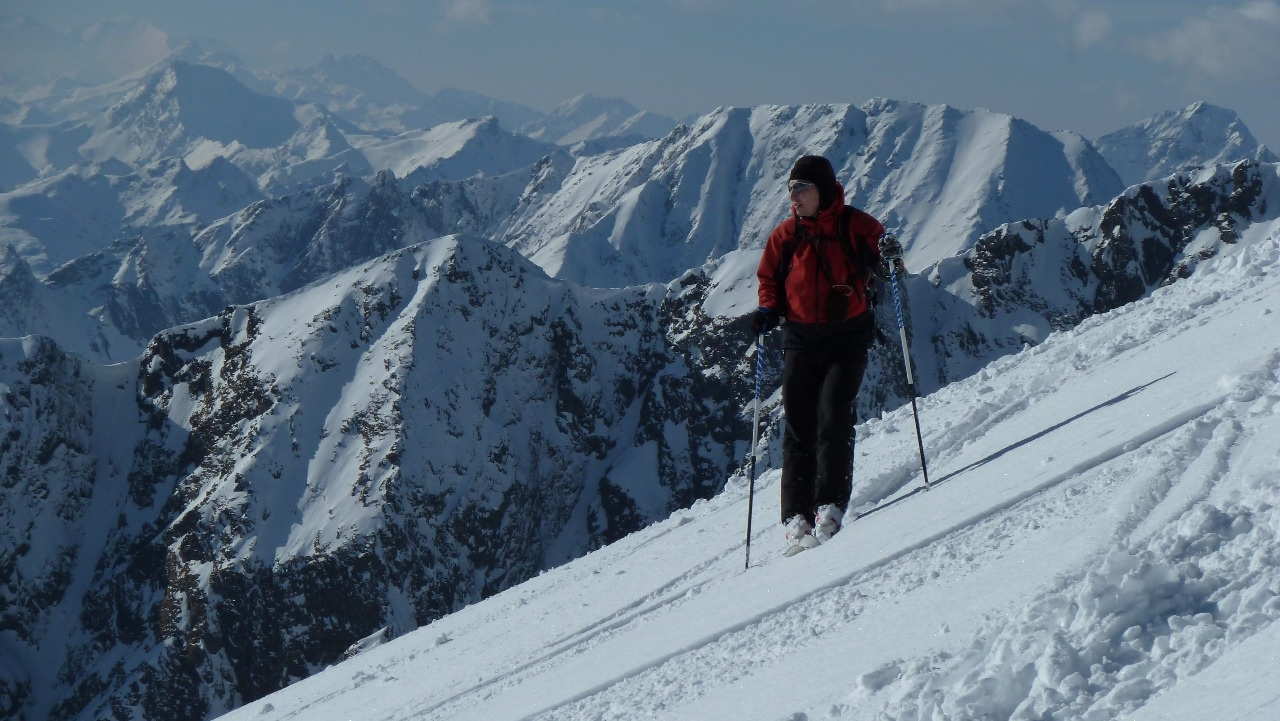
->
[783,514,820,557]
[814,504,843,543]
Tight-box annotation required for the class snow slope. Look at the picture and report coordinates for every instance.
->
[214,212,1280,720]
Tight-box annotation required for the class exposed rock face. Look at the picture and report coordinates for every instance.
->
[902,161,1279,389]
[971,161,1271,324]
[0,337,98,719]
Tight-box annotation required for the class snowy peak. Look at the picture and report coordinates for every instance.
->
[273,73,549,139]
[502,99,1125,286]
[162,39,270,95]
[357,115,556,185]
[917,159,1280,386]
[0,149,260,281]
[122,154,263,227]
[270,54,441,134]
[854,99,1123,258]
[195,174,443,299]
[0,119,90,190]
[1095,101,1278,186]
[122,61,299,145]
[307,54,428,102]
[83,61,302,164]
[429,86,544,134]
[519,92,677,145]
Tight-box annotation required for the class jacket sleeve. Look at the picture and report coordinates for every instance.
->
[756,223,789,310]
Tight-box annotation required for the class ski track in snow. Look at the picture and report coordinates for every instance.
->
[219,231,1280,721]
[530,400,1267,720]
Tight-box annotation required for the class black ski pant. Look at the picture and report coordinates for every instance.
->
[779,317,873,523]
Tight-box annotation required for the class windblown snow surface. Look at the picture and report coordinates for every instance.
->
[218,222,1280,720]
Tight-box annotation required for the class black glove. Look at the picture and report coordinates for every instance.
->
[879,234,903,261]
[751,307,778,336]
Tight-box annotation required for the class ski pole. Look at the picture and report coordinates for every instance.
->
[882,237,931,490]
[744,332,764,570]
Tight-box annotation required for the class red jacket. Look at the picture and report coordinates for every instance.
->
[757,187,885,324]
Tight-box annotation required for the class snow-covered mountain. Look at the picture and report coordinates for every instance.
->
[518,93,677,145]
[0,154,261,279]
[267,54,546,136]
[0,19,662,149]
[496,100,1125,288]
[1095,101,1278,186]
[267,54,448,134]
[1,232,756,720]
[0,119,89,191]
[3,89,1277,385]
[0,59,571,200]
[80,61,362,185]
[0,168,535,362]
[353,116,557,188]
[2,54,1263,298]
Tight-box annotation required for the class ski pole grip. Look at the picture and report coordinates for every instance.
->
[879,234,903,261]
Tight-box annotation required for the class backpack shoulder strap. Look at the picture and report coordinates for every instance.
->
[771,218,802,314]
[838,207,854,256]
[839,206,888,280]
[835,206,867,272]
[778,218,801,274]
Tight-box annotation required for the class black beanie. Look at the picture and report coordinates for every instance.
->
[789,155,839,211]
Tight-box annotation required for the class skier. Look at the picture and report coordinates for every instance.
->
[752,155,890,556]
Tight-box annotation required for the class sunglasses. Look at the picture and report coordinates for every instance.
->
[787,181,815,194]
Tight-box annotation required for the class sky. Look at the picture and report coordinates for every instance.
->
[205,211,1280,720]
[5,1,1279,147]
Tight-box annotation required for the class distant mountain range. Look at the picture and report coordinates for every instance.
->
[0,14,682,148]
[2,17,1279,721]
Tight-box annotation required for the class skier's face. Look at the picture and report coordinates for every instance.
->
[789,180,819,217]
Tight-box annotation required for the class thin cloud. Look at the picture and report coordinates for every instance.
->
[874,0,1017,12]
[665,0,733,9]
[441,0,494,24]
[1141,1,1280,85]
[1071,11,1112,49]
[872,0,1111,51]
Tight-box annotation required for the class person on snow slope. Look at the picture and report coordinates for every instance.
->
[752,154,895,556]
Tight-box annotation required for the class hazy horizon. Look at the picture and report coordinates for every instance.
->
[2,2,1278,147]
